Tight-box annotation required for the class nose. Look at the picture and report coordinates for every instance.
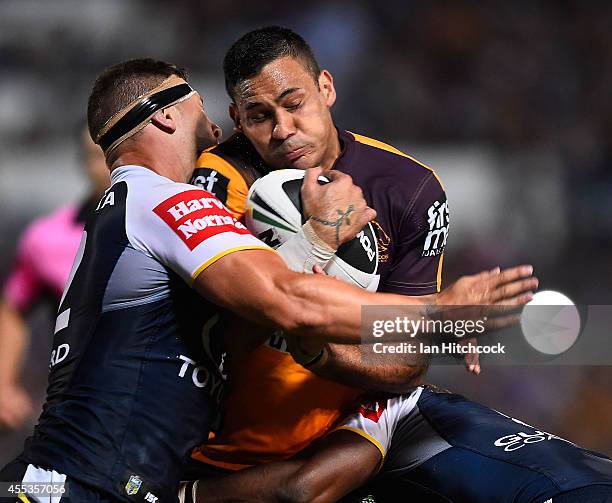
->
[211,122,222,139]
[272,110,295,141]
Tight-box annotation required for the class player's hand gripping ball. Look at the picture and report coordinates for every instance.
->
[245,169,379,290]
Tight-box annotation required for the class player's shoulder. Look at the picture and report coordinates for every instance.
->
[110,166,235,251]
[194,135,266,217]
[107,165,215,234]
[345,130,444,190]
[112,164,199,203]
[196,134,266,187]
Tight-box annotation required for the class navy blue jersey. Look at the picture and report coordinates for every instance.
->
[356,387,612,502]
[18,166,269,502]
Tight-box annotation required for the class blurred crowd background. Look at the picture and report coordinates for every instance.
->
[1,0,610,464]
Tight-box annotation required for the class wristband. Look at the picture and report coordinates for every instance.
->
[302,347,329,369]
[286,335,330,370]
[277,220,336,273]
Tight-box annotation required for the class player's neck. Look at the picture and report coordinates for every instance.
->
[109,145,192,183]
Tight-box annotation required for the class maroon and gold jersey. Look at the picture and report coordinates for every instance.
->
[190,130,448,468]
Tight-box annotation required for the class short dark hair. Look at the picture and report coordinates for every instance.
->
[87,58,187,143]
[223,26,321,100]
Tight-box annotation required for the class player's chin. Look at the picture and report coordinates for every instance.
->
[286,152,316,170]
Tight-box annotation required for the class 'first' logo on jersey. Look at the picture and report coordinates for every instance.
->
[154,189,250,250]
[422,199,449,257]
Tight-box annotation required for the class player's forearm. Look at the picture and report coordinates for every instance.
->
[197,250,430,345]
[273,272,429,344]
[193,461,304,502]
[191,430,378,503]
[311,294,436,392]
[313,343,428,394]
[192,454,356,503]
[0,300,29,386]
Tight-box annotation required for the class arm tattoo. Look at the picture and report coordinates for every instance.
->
[310,205,355,246]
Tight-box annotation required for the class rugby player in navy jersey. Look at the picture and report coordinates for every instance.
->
[183,27,612,502]
[0,58,536,503]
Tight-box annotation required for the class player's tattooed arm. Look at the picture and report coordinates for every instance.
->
[301,168,375,249]
[310,205,355,247]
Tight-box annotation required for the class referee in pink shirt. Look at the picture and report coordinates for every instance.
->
[0,128,109,430]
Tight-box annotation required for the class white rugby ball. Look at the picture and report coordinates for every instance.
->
[245,169,379,290]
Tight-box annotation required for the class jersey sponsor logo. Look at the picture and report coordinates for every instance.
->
[177,355,225,403]
[125,475,142,496]
[494,430,570,452]
[144,492,159,503]
[153,190,249,250]
[191,168,230,205]
[359,399,386,423]
[49,343,70,369]
[96,190,115,211]
[422,199,449,257]
[493,415,573,452]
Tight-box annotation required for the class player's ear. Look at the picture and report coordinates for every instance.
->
[150,109,177,134]
[229,103,242,133]
[318,70,336,108]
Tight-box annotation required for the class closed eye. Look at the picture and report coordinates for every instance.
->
[250,114,269,123]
